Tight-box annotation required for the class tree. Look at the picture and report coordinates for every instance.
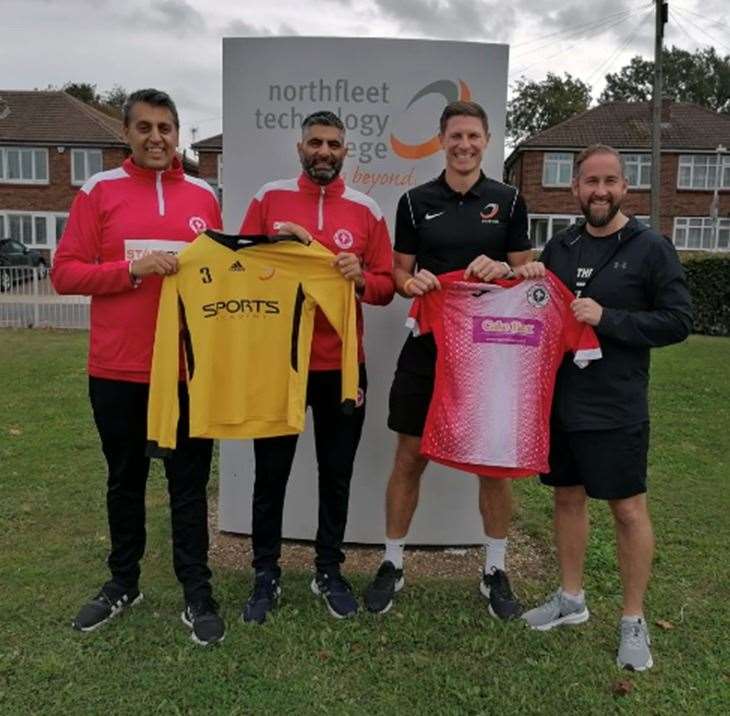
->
[600,46,730,113]
[507,73,592,144]
[62,82,100,105]
[105,85,128,111]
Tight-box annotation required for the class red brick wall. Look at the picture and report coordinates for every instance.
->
[0,146,128,214]
[513,150,730,239]
[197,151,219,183]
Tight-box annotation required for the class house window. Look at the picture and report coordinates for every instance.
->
[0,147,49,184]
[528,214,581,250]
[55,214,69,241]
[677,154,730,190]
[2,213,52,248]
[71,149,103,185]
[622,154,651,188]
[542,153,573,187]
[673,217,730,251]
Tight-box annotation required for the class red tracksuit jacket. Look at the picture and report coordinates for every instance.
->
[240,172,394,370]
[52,157,222,382]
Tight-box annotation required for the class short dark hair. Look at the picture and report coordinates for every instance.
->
[122,88,180,129]
[574,144,625,178]
[439,100,489,135]
[301,110,344,134]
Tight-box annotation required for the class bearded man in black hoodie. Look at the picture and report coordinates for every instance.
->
[515,144,692,672]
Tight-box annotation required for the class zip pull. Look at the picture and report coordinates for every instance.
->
[318,186,324,231]
[156,171,165,216]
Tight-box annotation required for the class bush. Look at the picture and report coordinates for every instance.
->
[683,257,730,336]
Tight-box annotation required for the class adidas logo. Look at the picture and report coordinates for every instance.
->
[229,260,245,272]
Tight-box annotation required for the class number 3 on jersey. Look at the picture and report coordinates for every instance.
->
[200,267,212,284]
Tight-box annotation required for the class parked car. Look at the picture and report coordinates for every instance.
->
[0,238,48,291]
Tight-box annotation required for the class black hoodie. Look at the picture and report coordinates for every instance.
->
[541,217,693,431]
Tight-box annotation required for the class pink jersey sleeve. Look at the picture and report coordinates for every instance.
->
[52,189,133,296]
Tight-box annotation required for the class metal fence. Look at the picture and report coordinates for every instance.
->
[0,266,89,329]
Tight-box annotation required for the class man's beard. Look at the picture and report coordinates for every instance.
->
[301,155,343,184]
[580,197,621,228]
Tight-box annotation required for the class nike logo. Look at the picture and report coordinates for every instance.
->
[424,211,445,221]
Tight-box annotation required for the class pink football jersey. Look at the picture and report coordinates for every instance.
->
[409,270,602,478]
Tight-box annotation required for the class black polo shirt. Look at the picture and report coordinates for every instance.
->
[394,171,531,273]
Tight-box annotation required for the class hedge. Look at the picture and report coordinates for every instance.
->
[683,257,730,336]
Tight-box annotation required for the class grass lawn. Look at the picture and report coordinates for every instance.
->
[1,329,728,714]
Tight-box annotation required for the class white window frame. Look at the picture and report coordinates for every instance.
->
[71,148,103,186]
[673,216,730,252]
[542,152,574,187]
[677,154,730,191]
[1,211,57,249]
[622,153,651,189]
[528,214,581,250]
[0,146,49,185]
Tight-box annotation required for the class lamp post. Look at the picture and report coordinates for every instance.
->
[712,144,726,251]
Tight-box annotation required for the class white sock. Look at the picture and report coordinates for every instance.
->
[561,588,585,603]
[622,614,644,623]
[384,537,406,569]
[484,536,507,573]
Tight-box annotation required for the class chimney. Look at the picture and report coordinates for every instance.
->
[661,97,672,123]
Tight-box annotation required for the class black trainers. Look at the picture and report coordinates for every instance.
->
[242,570,281,624]
[311,570,358,619]
[181,597,225,646]
[363,561,405,614]
[479,568,523,620]
[72,585,143,632]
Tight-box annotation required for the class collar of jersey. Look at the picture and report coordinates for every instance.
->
[122,156,184,182]
[437,170,487,199]
[297,171,345,197]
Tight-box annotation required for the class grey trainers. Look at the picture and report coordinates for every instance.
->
[522,589,590,631]
[617,617,653,671]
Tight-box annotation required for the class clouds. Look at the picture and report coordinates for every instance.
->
[372,0,516,41]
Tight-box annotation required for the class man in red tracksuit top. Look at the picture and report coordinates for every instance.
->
[52,89,225,646]
[239,110,395,622]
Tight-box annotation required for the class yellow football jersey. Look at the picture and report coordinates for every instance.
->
[147,231,358,450]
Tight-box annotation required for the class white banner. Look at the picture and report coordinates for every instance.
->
[220,37,510,544]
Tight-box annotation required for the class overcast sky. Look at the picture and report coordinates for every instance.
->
[3,0,728,147]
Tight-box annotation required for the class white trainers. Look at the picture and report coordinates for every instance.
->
[617,617,653,671]
[522,589,590,631]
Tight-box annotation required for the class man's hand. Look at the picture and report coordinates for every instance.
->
[130,251,178,278]
[274,221,312,244]
[333,252,365,291]
[571,297,603,326]
[464,255,511,282]
[403,269,441,297]
[513,261,546,279]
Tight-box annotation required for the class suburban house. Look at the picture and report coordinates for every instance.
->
[504,100,730,253]
[192,133,222,200]
[0,90,199,259]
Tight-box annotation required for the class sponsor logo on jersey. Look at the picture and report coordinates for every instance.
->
[526,284,550,308]
[124,239,189,261]
[473,316,543,347]
[189,216,208,234]
[480,203,499,222]
[229,260,246,272]
[425,211,445,221]
[333,228,354,249]
[202,299,280,318]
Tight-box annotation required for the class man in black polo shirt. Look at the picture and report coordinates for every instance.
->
[364,100,532,618]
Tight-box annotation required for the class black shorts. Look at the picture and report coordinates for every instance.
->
[387,334,437,436]
[540,422,650,500]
